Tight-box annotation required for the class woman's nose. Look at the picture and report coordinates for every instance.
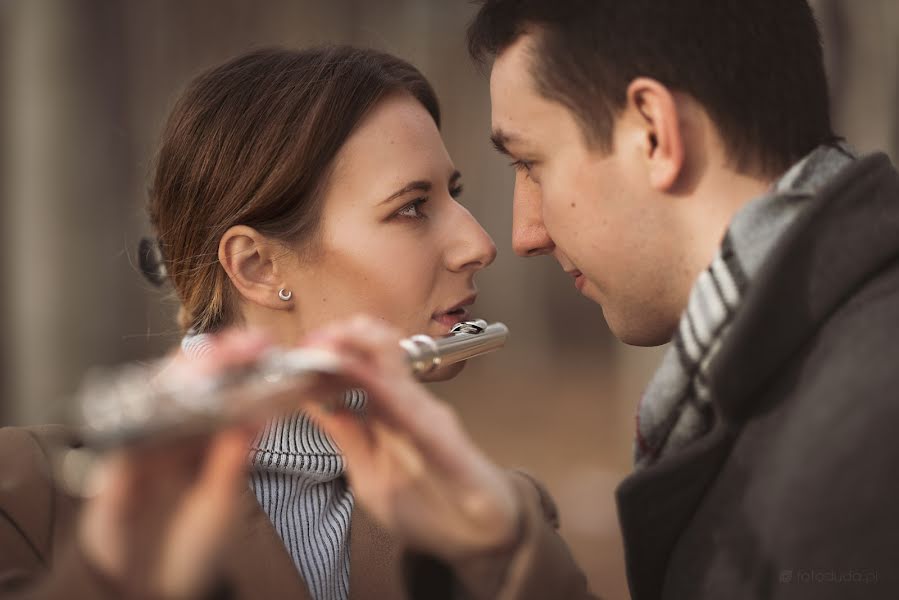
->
[445,203,497,273]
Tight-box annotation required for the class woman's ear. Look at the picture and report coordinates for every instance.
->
[625,77,685,192]
[218,225,293,310]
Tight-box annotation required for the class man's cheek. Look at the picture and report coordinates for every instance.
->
[543,199,578,240]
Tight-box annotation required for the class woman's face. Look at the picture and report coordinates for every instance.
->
[283,93,497,372]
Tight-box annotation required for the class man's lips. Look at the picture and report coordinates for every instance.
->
[566,270,587,292]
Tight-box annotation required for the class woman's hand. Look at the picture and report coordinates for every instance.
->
[302,315,521,563]
[78,331,268,599]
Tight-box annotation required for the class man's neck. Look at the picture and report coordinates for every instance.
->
[677,165,776,310]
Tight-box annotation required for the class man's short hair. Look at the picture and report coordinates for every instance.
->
[468,0,836,177]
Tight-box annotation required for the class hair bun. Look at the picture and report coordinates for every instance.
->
[138,237,168,287]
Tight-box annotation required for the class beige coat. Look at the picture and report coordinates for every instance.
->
[0,425,594,600]
[0,425,405,599]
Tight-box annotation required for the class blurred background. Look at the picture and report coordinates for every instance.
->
[0,1,896,597]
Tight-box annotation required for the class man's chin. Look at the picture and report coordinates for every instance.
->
[601,301,677,348]
[579,281,604,306]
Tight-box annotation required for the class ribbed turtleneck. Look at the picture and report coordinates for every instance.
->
[181,334,366,600]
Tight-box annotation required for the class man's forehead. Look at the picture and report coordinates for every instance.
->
[489,37,540,143]
[489,33,538,92]
[490,85,561,156]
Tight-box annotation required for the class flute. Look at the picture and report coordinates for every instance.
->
[74,320,508,449]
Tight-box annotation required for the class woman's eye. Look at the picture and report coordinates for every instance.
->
[395,198,428,219]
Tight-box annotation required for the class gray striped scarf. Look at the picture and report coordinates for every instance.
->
[181,334,365,600]
[635,142,857,470]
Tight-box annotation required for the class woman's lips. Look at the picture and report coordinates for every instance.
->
[432,308,471,329]
[432,294,476,330]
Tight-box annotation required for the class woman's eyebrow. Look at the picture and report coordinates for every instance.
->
[381,171,462,204]
[381,180,431,204]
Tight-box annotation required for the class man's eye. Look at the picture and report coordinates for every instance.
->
[450,184,464,199]
[509,160,534,176]
[396,198,428,219]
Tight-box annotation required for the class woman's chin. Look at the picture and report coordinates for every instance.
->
[418,360,466,382]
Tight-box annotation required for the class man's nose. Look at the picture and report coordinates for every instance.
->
[446,203,497,273]
[511,174,554,257]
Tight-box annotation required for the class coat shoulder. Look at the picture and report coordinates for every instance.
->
[756,255,899,487]
[662,259,899,599]
[788,255,899,423]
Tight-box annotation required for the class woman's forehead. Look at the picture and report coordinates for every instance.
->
[329,94,452,196]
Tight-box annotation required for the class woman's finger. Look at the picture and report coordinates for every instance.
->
[305,404,375,474]
[304,316,407,374]
[184,328,273,374]
[157,427,252,598]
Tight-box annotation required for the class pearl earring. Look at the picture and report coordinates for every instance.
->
[278,288,292,301]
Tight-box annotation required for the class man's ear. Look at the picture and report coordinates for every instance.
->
[625,77,685,192]
[218,225,293,310]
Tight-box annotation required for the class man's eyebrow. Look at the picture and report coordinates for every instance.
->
[449,170,462,185]
[490,130,515,157]
[381,180,432,204]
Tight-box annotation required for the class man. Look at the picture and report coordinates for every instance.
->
[308,1,899,598]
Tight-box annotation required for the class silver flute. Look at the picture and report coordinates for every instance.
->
[74,320,508,449]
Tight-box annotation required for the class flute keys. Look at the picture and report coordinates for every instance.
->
[450,319,488,334]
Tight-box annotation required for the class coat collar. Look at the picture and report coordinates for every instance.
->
[221,488,312,599]
[709,153,899,424]
[616,153,899,600]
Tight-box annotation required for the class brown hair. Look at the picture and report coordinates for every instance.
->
[468,0,836,177]
[146,46,440,333]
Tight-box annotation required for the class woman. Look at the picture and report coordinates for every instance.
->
[145,45,496,600]
[1,46,552,600]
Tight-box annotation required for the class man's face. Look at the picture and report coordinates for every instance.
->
[489,35,687,346]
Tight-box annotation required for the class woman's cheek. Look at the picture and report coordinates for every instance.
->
[385,247,438,330]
